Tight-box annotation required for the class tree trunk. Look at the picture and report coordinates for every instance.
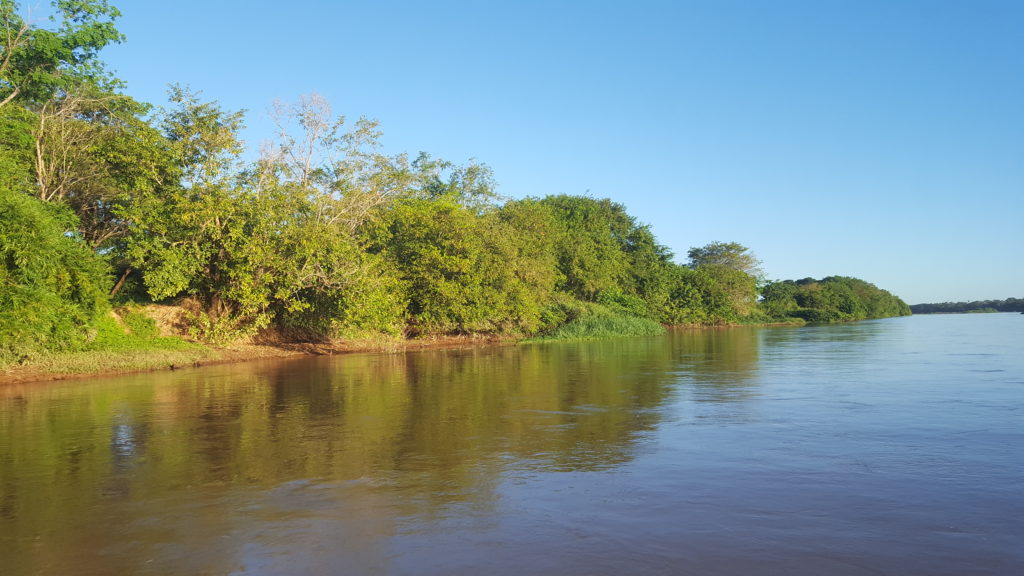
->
[110,267,132,297]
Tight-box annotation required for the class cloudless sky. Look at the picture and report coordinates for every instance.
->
[41,0,1024,303]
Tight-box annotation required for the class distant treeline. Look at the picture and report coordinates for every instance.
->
[910,298,1024,314]
[761,277,911,323]
[0,1,911,364]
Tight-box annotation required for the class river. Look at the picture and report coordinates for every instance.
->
[1,313,1022,575]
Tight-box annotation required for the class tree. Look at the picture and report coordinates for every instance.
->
[1,0,124,108]
[31,87,169,248]
[681,241,761,322]
[119,88,254,339]
[759,280,799,319]
[619,222,674,319]
[660,264,756,325]
[122,92,426,342]
[0,0,29,109]
[539,195,633,300]
[686,241,764,279]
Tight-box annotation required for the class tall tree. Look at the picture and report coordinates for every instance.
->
[32,87,168,248]
[539,195,631,300]
[687,241,764,279]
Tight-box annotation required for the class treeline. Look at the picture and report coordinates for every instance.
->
[0,1,911,365]
[760,277,911,323]
[910,298,1024,314]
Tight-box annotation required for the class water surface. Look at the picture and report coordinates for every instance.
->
[1,314,1022,575]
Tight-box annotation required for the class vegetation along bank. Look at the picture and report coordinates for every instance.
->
[0,1,911,382]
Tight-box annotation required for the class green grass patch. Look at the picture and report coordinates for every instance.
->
[87,310,197,352]
[3,306,211,374]
[528,306,665,342]
[24,346,215,375]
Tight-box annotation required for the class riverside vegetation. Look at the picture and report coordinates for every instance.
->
[0,1,910,376]
[909,298,1024,314]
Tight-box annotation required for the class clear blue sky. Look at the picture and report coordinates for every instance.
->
[60,1,1024,303]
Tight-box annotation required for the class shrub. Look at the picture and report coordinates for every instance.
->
[0,188,111,363]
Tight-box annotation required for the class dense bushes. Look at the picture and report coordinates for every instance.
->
[0,187,110,361]
[0,0,913,363]
[760,277,911,323]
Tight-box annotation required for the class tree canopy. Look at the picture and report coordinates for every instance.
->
[687,241,764,279]
[910,298,1023,314]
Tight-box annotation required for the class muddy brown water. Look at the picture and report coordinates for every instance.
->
[1,314,1022,575]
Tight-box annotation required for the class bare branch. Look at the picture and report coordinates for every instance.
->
[0,9,29,108]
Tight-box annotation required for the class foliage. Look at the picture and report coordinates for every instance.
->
[529,304,665,341]
[596,288,649,318]
[687,241,763,279]
[538,194,674,318]
[0,185,109,362]
[658,241,763,326]
[910,298,1023,314]
[0,103,33,192]
[1,0,125,108]
[761,276,911,323]
[117,305,158,338]
[376,194,556,335]
[121,90,401,343]
[274,252,407,341]
[540,195,632,300]
[86,310,193,352]
[33,88,170,248]
[661,264,756,325]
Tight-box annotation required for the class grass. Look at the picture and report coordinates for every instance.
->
[3,306,213,376]
[527,308,665,342]
[23,346,215,375]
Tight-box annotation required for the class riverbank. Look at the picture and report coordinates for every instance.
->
[0,333,519,386]
[0,300,809,386]
[0,319,817,386]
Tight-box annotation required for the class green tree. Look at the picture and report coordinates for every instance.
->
[377,197,517,334]
[122,92,422,342]
[1,0,124,108]
[667,265,757,324]
[759,280,799,319]
[687,241,764,279]
[619,223,674,319]
[32,88,170,249]
[377,197,485,333]
[679,241,761,323]
[119,88,256,339]
[539,195,629,299]
[488,198,559,329]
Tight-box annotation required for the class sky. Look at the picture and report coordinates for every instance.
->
[33,0,1024,304]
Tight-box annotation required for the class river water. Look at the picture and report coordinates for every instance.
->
[1,314,1022,575]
